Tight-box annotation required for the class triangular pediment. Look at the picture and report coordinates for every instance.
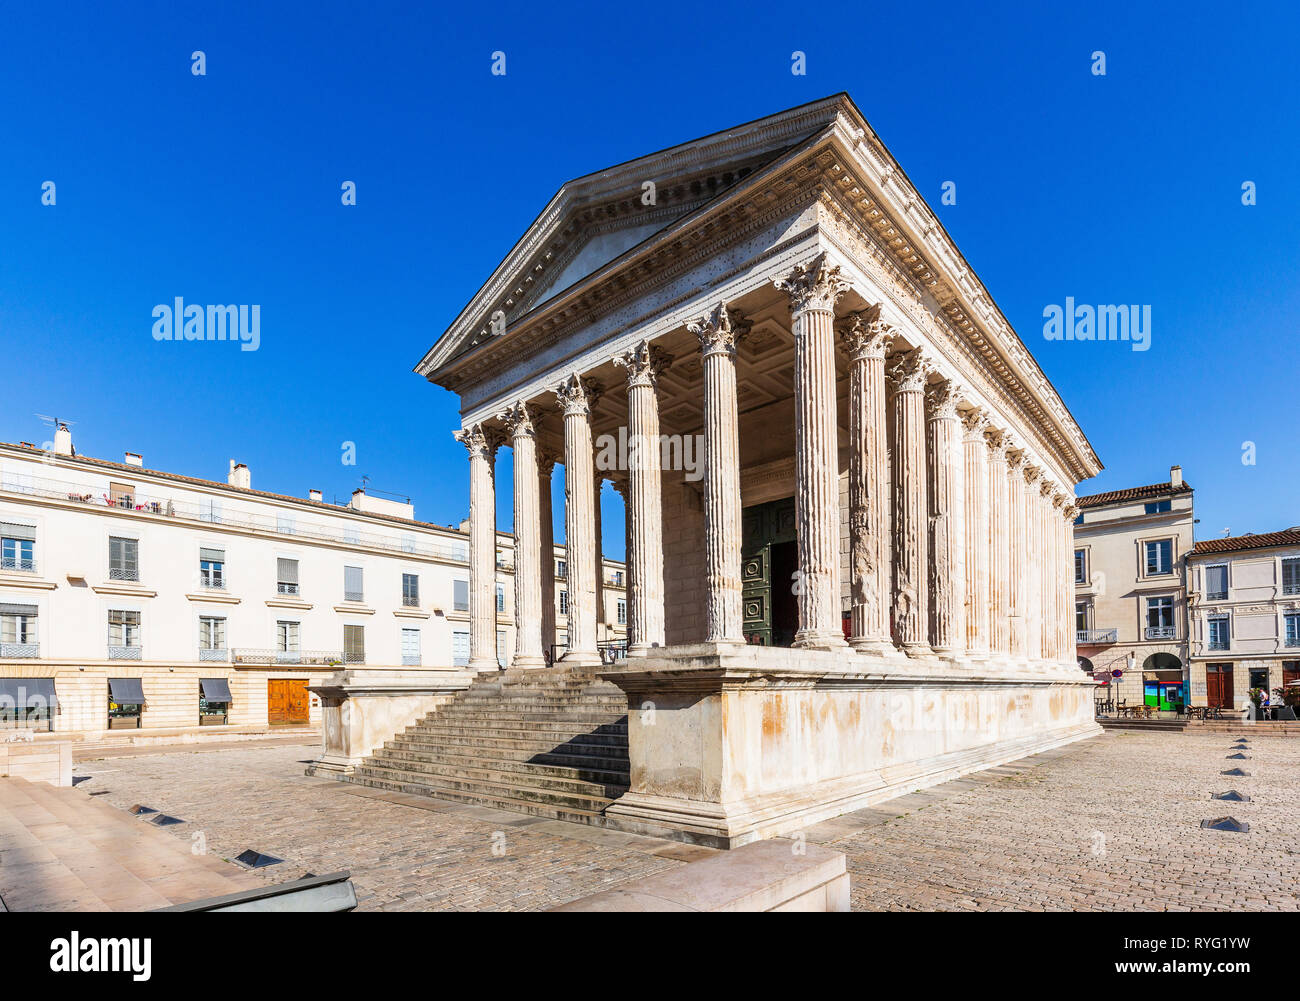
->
[416,96,851,376]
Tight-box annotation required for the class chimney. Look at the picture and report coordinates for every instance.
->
[124,452,143,467]
[309,489,323,502]
[53,423,73,456]
[227,460,251,490]
[1170,465,1183,488]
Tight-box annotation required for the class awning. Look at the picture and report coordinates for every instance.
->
[109,677,146,705]
[0,603,38,616]
[0,522,37,541]
[0,677,57,709]
[200,677,233,702]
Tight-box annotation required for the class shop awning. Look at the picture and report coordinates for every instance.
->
[200,677,232,702]
[0,677,57,709]
[108,677,146,705]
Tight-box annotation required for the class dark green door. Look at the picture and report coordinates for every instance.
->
[742,497,798,647]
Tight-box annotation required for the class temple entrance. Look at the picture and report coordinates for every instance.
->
[741,497,799,647]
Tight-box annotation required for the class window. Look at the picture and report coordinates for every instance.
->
[198,616,227,660]
[1283,557,1300,596]
[496,584,505,614]
[402,573,420,607]
[199,547,225,589]
[453,579,469,612]
[1145,539,1173,576]
[0,677,56,732]
[0,521,36,573]
[617,599,627,625]
[109,536,139,581]
[452,630,470,667]
[1146,596,1175,639]
[559,589,569,615]
[612,571,624,587]
[1204,564,1228,601]
[343,624,365,663]
[1075,601,1089,632]
[107,677,145,728]
[1249,668,1269,693]
[277,557,299,595]
[401,628,420,666]
[276,512,296,535]
[1074,549,1087,584]
[0,603,39,657]
[107,610,141,659]
[276,620,301,661]
[1284,662,1300,688]
[1144,499,1171,514]
[401,534,416,555]
[199,677,231,722]
[344,566,364,603]
[556,560,567,579]
[109,481,136,509]
[1286,613,1300,648]
[199,496,222,523]
[344,526,360,545]
[497,630,507,667]
[1208,615,1230,651]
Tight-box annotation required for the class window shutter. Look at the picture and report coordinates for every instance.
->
[344,566,364,599]
[1283,559,1300,593]
[1206,565,1227,597]
[453,579,468,610]
[0,522,37,541]
[344,624,365,661]
[277,558,299,584]
[200,547,225,563]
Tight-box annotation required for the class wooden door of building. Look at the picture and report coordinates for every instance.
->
[741,497,799,647]
[1206,663,1234,709]
[268,679,309,725]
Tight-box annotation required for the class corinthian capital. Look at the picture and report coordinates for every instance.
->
[885,346,929,392]
[499,401,538,439]
[960,405,990,440]
[836,303,895,361]
[613,339,673,389]
[983,426,1007,456]
[554,373,601,417]
[775,252,849,314]
[1022,463,1042,486]
[688,303,750,359]
[924,378,962,420]
[453,422,504,461]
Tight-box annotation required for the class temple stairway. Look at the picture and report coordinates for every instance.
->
[344,668,631,825]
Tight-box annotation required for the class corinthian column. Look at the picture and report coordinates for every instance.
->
[887,347,930,655]
[538,449,558,662]
[985,428,1011,657]
[926,378,966,655]
[1006,448,1028,660]
[613,340,671,651]
[687,303,747,644]
[1037,480,1055,661]
[777,254,848,649]
[555,373,602,667]
[501,402,544,668]
[961,408,991,658]
[1062,502,1079,667]
[594,475,605,643]
[453,423,503,673]
[1021,464,1043,668]
[837,307,894,654]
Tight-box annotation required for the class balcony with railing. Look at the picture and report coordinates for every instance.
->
[109,567,139,582]
[343,590,364,603]
[1076,629,1118,645]
[231,649,342,666]
[1145,625,1177,640]
[402,595,420,608]
[0,556,36,574]
[108,645,142,660]
[276,581,299,595]
[0,642,39,658]
[199,648,229,662]
[0,472,473,563]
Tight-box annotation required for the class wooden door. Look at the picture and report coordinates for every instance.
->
[1206,664,1234,709]
[269,679,309,725]
[741,498,797,647]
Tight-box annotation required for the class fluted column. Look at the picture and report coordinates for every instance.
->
[538,450,558,662]
[454,423,503,673]
[961,408,991,658]
[1037,480,1055,661]
[1051,494,1068,663]
[926,379,966,655]
[985,429,1011,657]
[1021,464,1043,667]
[1062,502,1079,667]
[887,347,930,654]
[502,403,544,668]
[594,475,605,643]
[687,303,747,644]
[837,307,894,653]
[777,255,848,649]
[555,373,602,667]
[613,340,671,651]
[1006,448,1028,660]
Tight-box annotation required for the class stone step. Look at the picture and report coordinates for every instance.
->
[373,746,629,785]
[361,753,628,797]
[403,720,627,742]
[424,709,627,726]
[346,772,611,827]
[389,728,628,754]
[352,761,625,811]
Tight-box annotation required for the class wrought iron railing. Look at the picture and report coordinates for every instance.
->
[1145,626,1177,640]
[343,591,364,603]
[0,557,36,573]
[108,645,142,660]
[277,582,299,595]
[0,642,39,658]
[200,576,226,590]
[109,567,139,582]
[1208,639,1230,651]
[1076,629,1117,645]
[231,649,342,666]
[401,655,421,666]
[199,648,229,661]
[402,595,420,607]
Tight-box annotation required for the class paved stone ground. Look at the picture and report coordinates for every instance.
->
[71,728,1300,911]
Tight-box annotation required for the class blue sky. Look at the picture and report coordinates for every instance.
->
[2,0,1296,560]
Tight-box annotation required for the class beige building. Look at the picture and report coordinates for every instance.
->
[1186,529,1300,709]
[1073,467,1194,710]
[324,93,1107,847]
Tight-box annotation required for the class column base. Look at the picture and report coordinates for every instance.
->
[560,649,603,668]
[510,654,547,669]
[849,637,898,657]
[794,630,849,651]
[468,658,500,673]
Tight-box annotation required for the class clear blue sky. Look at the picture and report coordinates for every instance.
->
[2,0,1297,560]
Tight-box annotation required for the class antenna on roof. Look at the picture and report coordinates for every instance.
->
[1223,528,1231,537]
[34,413,77,429]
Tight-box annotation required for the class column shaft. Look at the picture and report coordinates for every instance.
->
[556,374,602,666]
[962,410,991,657]
[503,403,544,668]
[926,381,966,654]
[1022,466,1042,665]
[985,430,1011,656]
[888,348,929,653]
[454,424,502,673]
[1007,450,1027,659]
[538,452,557,662]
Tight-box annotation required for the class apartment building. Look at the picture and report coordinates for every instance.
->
[1185,528,1300,709]
[1072,467,1194,710]
[0,427,625,742]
